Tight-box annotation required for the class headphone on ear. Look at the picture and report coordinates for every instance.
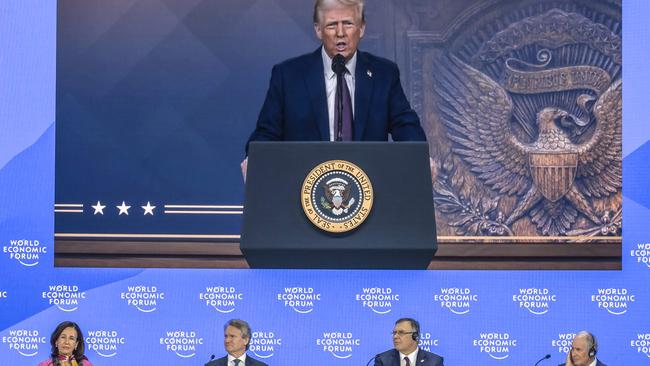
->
[585,331,597,357]
[410,319,420,341]
[588,342,596,357]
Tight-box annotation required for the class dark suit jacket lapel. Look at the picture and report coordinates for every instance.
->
[391,349,401,366]
[354,50,373,140]
[247,355,259,365]
[304,47,330,141]
[416,348,426,365]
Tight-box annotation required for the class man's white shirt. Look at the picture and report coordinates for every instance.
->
[400,348,418,366]
[321,47,357,141]
[227,353,247,365]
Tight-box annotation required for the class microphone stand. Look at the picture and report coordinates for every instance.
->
[365,353,379,366]
[332,54,346,141]
[335,72,344,141]
[534,354,551,366]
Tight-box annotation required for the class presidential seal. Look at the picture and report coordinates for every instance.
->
[301,160,373,233]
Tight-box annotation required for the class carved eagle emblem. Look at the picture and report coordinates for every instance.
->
[436,55,621,235]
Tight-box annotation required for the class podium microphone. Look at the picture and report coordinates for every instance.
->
[332,53,346,75]
[332,53,346,141]
[534,354,551,366]
[204,354,215,366]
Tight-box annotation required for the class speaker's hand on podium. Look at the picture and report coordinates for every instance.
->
[241,157,248,182]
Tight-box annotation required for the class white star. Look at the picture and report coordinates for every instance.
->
[142,201,156,215]
[91,201,106,215]
[117,201,131,215]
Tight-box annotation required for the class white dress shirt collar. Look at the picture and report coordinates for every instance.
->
[321,47,358,81]
[399,348,418,366]
[227,353,247,365]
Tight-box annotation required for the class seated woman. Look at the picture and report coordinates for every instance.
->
[38,321,93,366]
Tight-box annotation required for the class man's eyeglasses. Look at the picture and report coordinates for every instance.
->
[391,331,415,337]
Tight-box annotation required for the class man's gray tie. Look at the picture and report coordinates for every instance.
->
[233,359,241,366]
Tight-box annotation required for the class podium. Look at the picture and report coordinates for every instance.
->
[240,141,437,269]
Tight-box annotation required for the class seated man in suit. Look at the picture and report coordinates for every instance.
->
[205,319,268,366]
[560,331,606,366]
[374,318,444,366]
[241,0,427,179]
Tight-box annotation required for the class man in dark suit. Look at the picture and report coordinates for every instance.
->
[242,0,426,178]
[205,319,268,366]
[559,331,606,366]
[374,318,444,366]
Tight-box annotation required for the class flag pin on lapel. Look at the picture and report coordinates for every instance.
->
[367,69,372,77]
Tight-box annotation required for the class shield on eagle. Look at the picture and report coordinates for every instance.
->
[529,152,578,202]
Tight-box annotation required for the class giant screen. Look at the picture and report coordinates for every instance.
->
[1,0,649,365]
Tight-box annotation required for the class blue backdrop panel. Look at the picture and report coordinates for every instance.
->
[1,0,650,365]
[55,0,321,236]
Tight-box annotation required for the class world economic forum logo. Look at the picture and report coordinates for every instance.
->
[160,330,203,358]
[512,288,557,315]
[418,332,440,352]
[120,285,164,312]
[355,287,399,314]
[250,330,282,359]
[433,288,478,314]
[630,243,650,269]
[277,287,321,313]
[301,160,373,233]
[86,330,126,358]
[1,329,46,357]
[591,288,635,315]
[198,286,243,313]
[473,332,517,360]
[42,284,86,312]
[316,332,360,359]
[630,333,650,359]
[551,333,575,354]
[2,239,46,266]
